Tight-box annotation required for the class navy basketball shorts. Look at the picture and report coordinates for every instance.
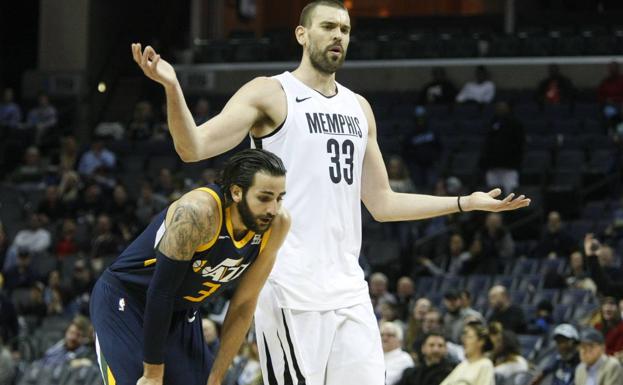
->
[90,278,213,385]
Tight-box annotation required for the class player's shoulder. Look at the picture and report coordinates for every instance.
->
[354,93,372,111]
[174,188,221,220]
[242,76,284,96]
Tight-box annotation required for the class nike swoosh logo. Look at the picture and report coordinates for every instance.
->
[188,311,197,323]
[296,96,311,103]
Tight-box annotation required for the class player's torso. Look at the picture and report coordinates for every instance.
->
[107,185,269,310]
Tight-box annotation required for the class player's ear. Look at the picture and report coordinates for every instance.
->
[230,185,243,203]
[295,25,307,46]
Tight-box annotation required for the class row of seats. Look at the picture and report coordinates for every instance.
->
[18,361,102,385]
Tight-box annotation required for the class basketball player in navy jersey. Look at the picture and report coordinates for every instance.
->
[90,149,290,385]
[131,1,530,384]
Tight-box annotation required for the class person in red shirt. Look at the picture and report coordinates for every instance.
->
[598,61,623,104]
[595,297,623,356]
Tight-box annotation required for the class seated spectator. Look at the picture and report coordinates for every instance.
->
[440,324,495,385]
[43,270,68,316]
[566,250,597,293]
[135,180,168,227]
[4,213,51,271]
[419,67,457,105]
[90,214,122,271]
[37,185,66,225]
[526,300,555,335]
[109,184,138,243]
[489,323,529,380]
[3,249,40,292]
[18,283,47,321]
[75,183,108,225]
[533,211,576,259]
[480,101,524,195]
[405,297,432,354]
[594,297,623,356]
[9,146,47,188]
[395,276,415,321]
[402,106,441,191]
[598,61,623,105]
[596,245,621,282]
[77,138,116,176]
[369,272,397,317]
[68,259,94,302]
[26,93,58,144]
[387,155,416,193]
[53,135,80,173]
[201,318,220,356]
[415,309,464,364]
[382,321,415,385]
[223,340,261,385]
[446,233,473,275]
[154,167,180,200]
[58,170,81,208]
[443,290,484,344]
[0,88,22,129]
[39,318,89,367]
[575,328,623,385]
[127,100,155,140]
[380,301,405,331]
[54,218,81,258]
[529,323,580,385]
[465,214,515,275]
[0,284,19,344]
[398,333,456,385]
[487,285,526,334]
[456,65,495,104]
[193,97,212,125]
[584,235,623,300]
[0,338,15,385]
[536,64,575,105]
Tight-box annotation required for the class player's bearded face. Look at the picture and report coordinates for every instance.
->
[308,36,346,75]
[238,191,274,234]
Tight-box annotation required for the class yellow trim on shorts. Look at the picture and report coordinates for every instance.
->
[144,258,156,267]
[194,187,223,252]
[107,366,116,385]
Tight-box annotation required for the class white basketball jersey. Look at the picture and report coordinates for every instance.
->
[251,71,369,310]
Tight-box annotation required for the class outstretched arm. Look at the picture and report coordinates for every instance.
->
[207,211,290,385]
[139,190,219,385]
[583,234,623,298]
[357,95,530,222]
[131,44,282,162]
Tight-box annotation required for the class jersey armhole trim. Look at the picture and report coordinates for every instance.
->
[194,187,223,252]
[259,227,273,254]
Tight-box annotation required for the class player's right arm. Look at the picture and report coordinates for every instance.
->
[131,43,282,162]
[138,190,219,385]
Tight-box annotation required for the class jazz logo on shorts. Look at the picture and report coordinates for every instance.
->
[118,298,126,312]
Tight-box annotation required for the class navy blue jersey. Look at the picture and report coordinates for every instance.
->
[106,184,271,310]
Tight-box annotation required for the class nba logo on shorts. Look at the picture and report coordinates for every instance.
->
[118,298,126,312]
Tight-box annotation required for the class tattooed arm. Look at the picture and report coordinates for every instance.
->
[139,190,219,385]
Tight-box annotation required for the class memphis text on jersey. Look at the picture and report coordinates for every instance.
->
[306,112,363,138]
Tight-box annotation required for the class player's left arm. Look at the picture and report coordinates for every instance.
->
[356,94,530,222]
[207,210,291,385]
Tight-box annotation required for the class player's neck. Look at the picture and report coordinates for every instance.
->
[292,62,337,97]
[229,205,250,240]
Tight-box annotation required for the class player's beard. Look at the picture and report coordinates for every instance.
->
[308,40,346,75]
[237,193,273,234]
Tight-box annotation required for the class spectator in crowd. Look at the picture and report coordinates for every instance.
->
[370,272,397,317]
[536,64,575,105]
[533,211,576,259]
[9,146,47,188]
[77,138,116,176]
[598,61,623,105]
[395,276,415,321]
[526,299,555,335]
[109,184,138,243]
[127,100,155,140]
[419,67,457,105]
[446,233,473,275]
[381,321,415,385]
[68,259,94,302]
[58,170,81,208]
[440,324,495,385]
[0,338,15,385]
[380,301,405,331]
[583,235,621,298]
[193,97,212,125]
[0,281,19,344]
[456,65,495,104]
[4,213,51,271]
[3,248,40,292]
[202,318,220,356]
[75,183,108,225]
[489,323,529,379]
[223,340,262,385]
[0,88,22,129]
[154,167,179,200]
[387,155,416,193]
[443,290,484,344]
[416,309,464,364]
[39,318,89,367]
[405,297,432,354]
[135,179,168,227]
[567,250,597,293]
[43,270,67,315]
[54,218,81,258]
[18,283,47,321]
[529,324,580,385]
[596,245,620,282]
[37,185,66,225]
[402,106,442,191]
[594,297,623,356]
[480,101,524,195]
[487,285,526,334]
[466,214,515,275]
[90,214,122,270]
[397,333,456,385]
[26,93,58,144]
[54,135,80,173]
[575,328,623,385]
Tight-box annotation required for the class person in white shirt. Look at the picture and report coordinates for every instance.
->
[440,323,495,385]
[456,66,496,104]
[381,321,414,385]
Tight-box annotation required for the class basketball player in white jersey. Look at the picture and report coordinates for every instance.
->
[131,1,530,384]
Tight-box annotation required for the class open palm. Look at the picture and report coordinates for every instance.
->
[131,43,177,87]
[467,188,530,212]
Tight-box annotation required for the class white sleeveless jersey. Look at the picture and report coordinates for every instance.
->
[251,71,370,310]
